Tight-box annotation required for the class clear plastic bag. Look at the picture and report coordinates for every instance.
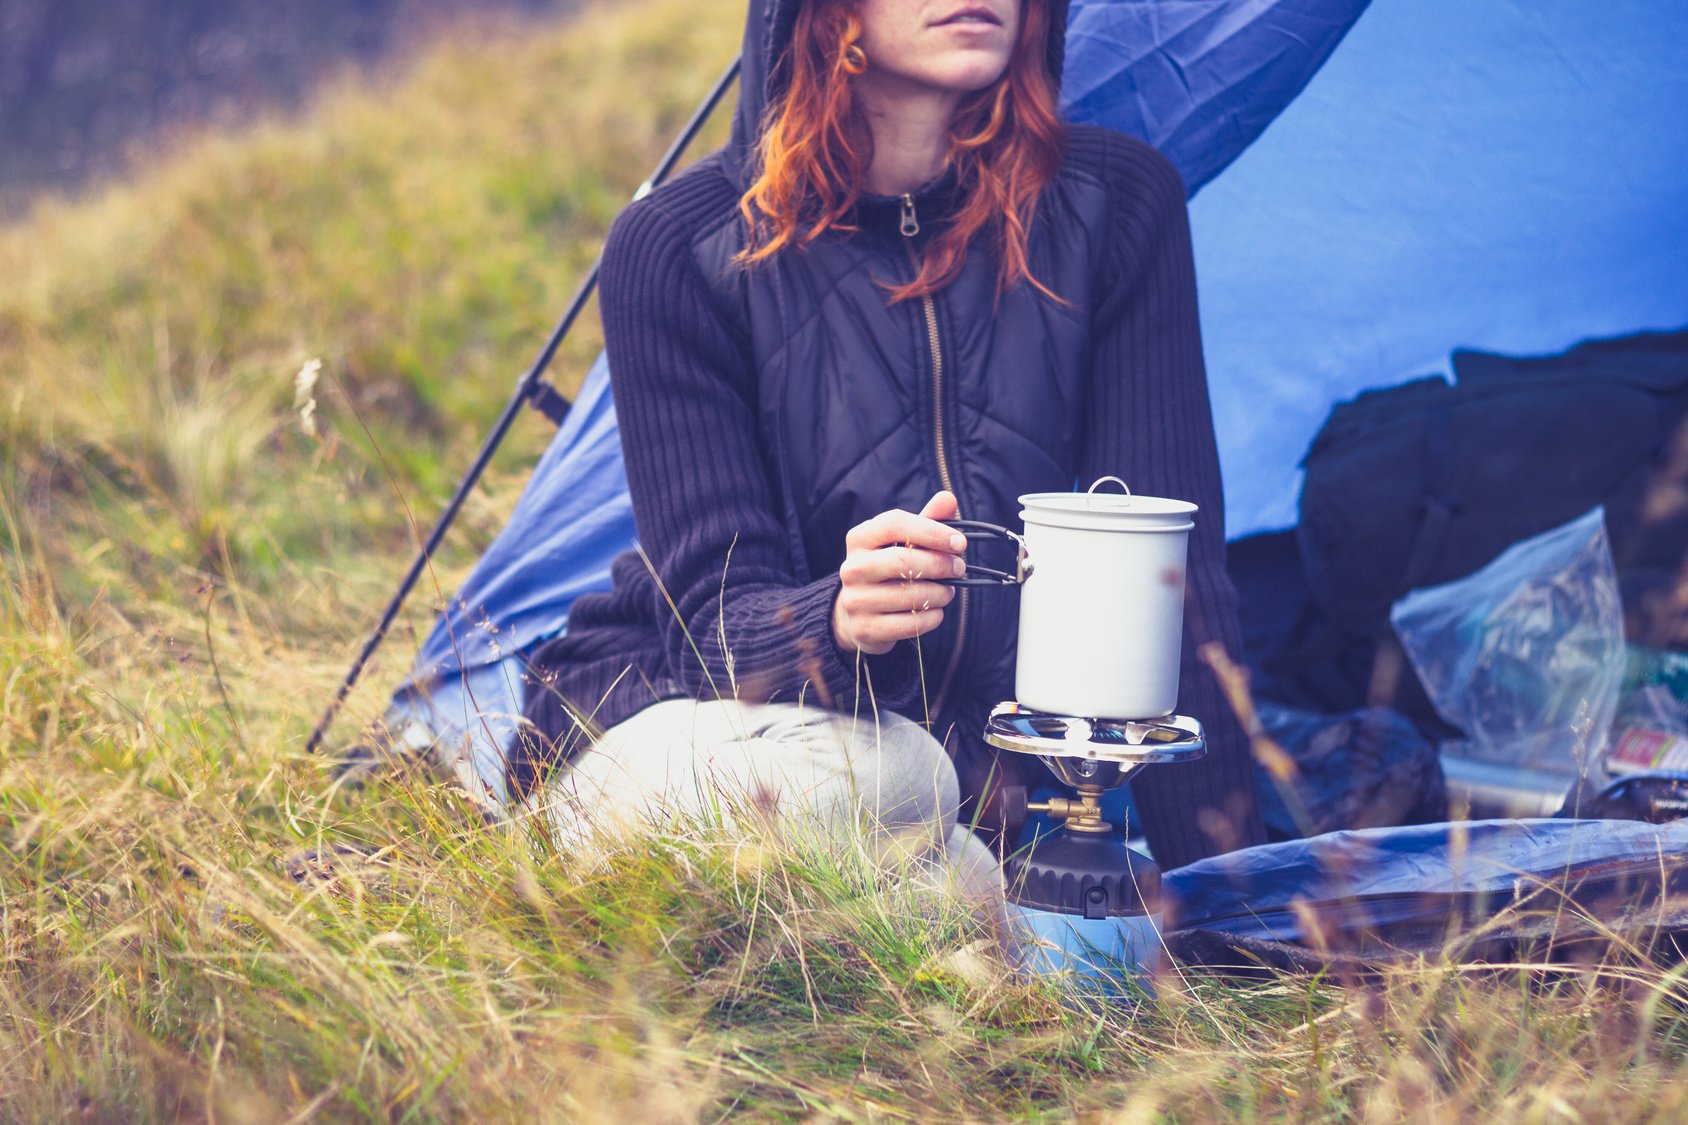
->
[1390,507,1625,773]
[1616,684,1688,737]
[1604,685,1688,775]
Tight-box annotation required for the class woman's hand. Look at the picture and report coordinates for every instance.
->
[832,491,966,656]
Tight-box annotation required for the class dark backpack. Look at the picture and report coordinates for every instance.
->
[1300,329,1688,639]
[1240,330,1688,733]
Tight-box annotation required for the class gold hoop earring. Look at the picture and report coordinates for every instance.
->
[843,42,868,75]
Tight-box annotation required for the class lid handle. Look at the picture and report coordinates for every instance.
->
[1085,476,1132,506]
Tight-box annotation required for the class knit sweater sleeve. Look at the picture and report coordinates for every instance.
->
[1079,135,1267,867]
[597,192,922,713]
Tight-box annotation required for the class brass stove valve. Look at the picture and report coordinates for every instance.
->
[1000,784,1114,836]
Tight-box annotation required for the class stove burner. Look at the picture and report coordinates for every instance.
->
[984,702,1205,765]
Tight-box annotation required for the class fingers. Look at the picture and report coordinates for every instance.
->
[833,573,952,655]
[840,545,964,585]
[845,505,967,555]
[838,579,955,615]
[834,493,965,657]
[838,606,946,652]
[918,489,959,521]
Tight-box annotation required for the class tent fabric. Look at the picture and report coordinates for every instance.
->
[387,0,1688,791]
[1062,0,1368,196]
[1195,0,1688,534]
[402,350,626,681]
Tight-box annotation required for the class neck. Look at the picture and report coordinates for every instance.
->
[855,77,962,196]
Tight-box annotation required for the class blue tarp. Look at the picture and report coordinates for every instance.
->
[1163,818,1688,944]
[388,0,1688,792]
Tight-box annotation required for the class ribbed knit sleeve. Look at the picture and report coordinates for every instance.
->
[1078,134,1267,868]
[598,192,922,715]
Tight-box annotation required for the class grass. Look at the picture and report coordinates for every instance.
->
[6,0,1688,1118]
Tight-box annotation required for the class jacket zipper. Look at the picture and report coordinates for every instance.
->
[901,193,968,724]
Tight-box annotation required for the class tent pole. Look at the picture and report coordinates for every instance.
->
[305,55,742,756]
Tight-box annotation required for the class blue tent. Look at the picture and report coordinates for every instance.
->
[385,0,1688,802]
[1192,0,1688,534]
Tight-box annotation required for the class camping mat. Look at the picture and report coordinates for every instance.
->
[1162,818,1688,976]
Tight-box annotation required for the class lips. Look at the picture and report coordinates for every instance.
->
[933,6,1003,28]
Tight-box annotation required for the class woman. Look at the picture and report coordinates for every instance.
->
[517,0,1266,873]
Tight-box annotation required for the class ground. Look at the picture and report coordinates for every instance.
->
[4,0,1688,1118]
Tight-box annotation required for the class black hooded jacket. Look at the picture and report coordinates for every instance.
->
[521,0,1266,866]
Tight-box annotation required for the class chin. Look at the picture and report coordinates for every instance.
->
[929,55,1013,93]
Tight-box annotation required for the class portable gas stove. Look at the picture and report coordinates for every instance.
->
[985,702,1206,982]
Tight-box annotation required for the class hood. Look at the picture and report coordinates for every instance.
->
[725,0,1071,183]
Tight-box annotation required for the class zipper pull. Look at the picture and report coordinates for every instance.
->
[900,193,920,238]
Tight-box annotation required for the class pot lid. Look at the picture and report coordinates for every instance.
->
[1019,476,1196,531]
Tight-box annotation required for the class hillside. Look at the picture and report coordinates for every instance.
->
[0,0,578,210]
[5,0,1688,1118]
[2,0,737,638]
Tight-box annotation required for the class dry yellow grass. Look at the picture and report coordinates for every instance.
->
[6,0,1688,1119]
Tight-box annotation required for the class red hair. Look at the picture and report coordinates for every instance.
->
[737,0,1066,303]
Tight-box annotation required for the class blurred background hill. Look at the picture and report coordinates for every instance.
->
[1,0,737,671]
[0,0,578,213]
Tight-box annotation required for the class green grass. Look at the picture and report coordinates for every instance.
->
[7,0,1688,1118]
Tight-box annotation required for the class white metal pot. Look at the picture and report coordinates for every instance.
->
[945,477,1196,721]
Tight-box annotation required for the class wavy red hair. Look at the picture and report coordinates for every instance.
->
[736,0,1066,303]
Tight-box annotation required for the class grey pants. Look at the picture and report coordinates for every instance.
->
[530,699,1001,900]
